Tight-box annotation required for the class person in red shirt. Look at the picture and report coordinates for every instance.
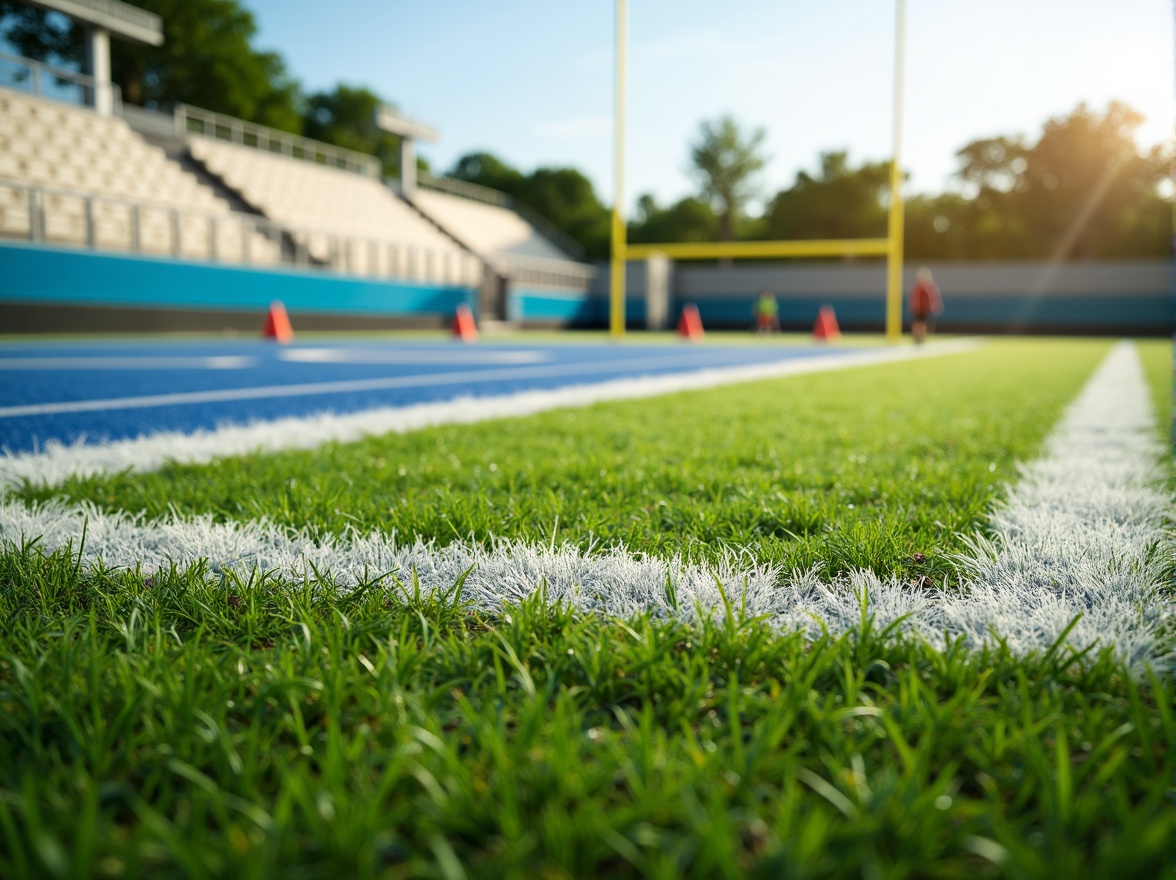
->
[908,266,943,344]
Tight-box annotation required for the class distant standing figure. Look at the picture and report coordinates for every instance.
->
[908,267,943,344]
[754,289,780,334]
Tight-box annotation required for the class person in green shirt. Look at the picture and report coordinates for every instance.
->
[754,289,780,334]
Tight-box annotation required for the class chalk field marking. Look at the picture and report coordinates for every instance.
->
[279,348,551,366]
[0,339,980,489]
[0,341,1168,669]
[0,355,257,371]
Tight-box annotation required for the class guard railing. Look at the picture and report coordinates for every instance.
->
[0,178,483,287]
[175,105,380,177]
[0,52,122,114]
[499,252,597,290]
[417,172,587,261]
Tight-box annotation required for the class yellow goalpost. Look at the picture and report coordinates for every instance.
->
[610,0,908,341]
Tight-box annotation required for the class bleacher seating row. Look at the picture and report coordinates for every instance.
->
[0,78,591,297]
[189,137,476,280]
[410,188,571,263]
[0,91,280,263]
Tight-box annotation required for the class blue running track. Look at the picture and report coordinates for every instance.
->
[0,340,859,453]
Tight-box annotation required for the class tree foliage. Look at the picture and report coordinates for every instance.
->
[112,0,302,132]
[652,103,1168,262]
[0,1,82,65]
[449,153,610,258]
[765,151,890,241]
[0,0,301,131]
[906,102,1169,259]
[302,84,427,178]
[628,193,718,244]
[689,116,768,242]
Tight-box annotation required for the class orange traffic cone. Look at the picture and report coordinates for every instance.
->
[453,304,478,342]
[262,300,294,343]
[677,304,704,341]
[812,304,841,342]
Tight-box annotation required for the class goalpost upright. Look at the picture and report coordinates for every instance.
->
[610,0,908,341]
[610,0,629,339]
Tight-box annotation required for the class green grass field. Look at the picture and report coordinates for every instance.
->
[20,339,1127,578]
[1,338,1172,878]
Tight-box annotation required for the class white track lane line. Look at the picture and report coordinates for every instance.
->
[0,356,257,370]
[0,340,981,489]
[0,345,973,419]
[0,342,1168,669]
[279,348,551,365]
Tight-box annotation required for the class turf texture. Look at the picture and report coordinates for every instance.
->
[1,337,1171,878]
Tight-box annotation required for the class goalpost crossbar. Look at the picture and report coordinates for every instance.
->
[625,238,891,261]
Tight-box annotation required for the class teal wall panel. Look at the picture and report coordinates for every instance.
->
[0,242,475,316]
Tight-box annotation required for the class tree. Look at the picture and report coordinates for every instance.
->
[764,151,890,241]
[449,151,527,193]
[0,2,83,66]
[516,167,610,258]
[949,102,1169,259]
[109,0,302,131]
[302,84,427,178]
[1015,102,1167,258]
[448,153,611,259]
[628,193,717,244]
[0,0,303,131]
[903,192,973,260]
[689,116,767,243]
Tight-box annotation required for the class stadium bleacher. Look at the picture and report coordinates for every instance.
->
[188,136,479,284]
[408,181,597,299]
[0,90,281,264]
[0,52,595,322]
[411,187,572,263]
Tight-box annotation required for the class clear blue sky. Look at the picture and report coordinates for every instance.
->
[247,0,1172,211]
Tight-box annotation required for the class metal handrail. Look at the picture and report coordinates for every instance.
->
[417,172,511,206]
[68,0,163,34]
[501,254,597,290]
[510,201,587,262]
[416,172,587,261]
[0,177,483,286]
[175,104,381,178]
[0,52,123,114]
[501,252,597,279]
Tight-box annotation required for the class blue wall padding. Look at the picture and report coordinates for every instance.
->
[0,242,475,315]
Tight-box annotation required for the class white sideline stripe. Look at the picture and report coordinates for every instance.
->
[0,355,257,370]
[278,348,551,365]
[0,341,1168,668]
[0,339,980,490]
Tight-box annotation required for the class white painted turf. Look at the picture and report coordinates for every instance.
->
[0,342,1170,669]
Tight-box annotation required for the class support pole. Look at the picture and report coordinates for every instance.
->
[84,27,112,115]
[885,0,907,342]
[400,137,416,197]
[610,0,628,339]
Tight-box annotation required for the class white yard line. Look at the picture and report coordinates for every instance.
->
[943,341,1172,665]
[0,339,979,491]
[0,355,257,370]
[0,341,1167,668]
